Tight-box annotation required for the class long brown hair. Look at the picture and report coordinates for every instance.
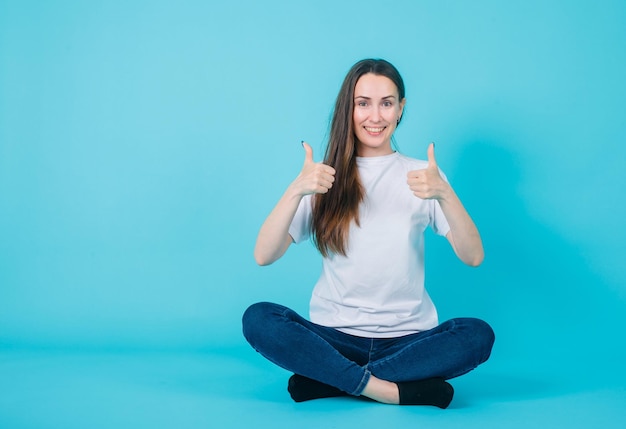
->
[312,59,406,257]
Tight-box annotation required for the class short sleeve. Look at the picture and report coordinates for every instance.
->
[288,195,313,244]
[430,200,450,237]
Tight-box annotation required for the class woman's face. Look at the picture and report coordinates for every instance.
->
[352,73,405,157]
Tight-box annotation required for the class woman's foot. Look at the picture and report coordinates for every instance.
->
[396,378,454,408]
[287,374,347,402]
[362,375,454,408]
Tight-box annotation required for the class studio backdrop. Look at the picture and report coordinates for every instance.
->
[1,1,624,384]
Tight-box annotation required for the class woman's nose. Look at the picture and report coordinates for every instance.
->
[370,106,381,122]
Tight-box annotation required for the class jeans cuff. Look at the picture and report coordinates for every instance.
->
[351,368,371,396]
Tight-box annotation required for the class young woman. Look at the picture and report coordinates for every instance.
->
[242,59,494,408]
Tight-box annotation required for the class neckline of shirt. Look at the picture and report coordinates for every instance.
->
[356,151,400,166]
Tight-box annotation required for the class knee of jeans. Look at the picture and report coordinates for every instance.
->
[242,302,279,344]
[472,318,496,362]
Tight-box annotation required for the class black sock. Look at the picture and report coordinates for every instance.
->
[396,378,454,408]
[287,374,347,402]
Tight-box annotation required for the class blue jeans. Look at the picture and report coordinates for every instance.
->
[242,302,495,396]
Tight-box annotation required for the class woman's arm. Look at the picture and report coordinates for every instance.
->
[407,143,484,267]
[440,189,484,267]
[254,142,336,266]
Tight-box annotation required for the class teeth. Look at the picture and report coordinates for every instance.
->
[365,127,384,132]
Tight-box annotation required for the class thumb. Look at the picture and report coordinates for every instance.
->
[427,142,437,168]
[302,141,314,164]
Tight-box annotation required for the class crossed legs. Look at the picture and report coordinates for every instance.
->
[242,302,494,407]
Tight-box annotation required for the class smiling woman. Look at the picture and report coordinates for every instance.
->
[243,58,493,407]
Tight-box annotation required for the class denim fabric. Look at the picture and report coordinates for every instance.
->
[242,302,495,396]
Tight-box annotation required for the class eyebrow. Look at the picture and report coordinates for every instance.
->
[354,95,397,100]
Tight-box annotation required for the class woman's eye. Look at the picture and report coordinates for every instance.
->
[357,101,368,107]
[383,101,393,107]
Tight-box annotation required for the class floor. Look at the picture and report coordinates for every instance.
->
[1,345,624,429]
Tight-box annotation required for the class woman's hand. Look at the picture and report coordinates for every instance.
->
[408,143,484,266]
[291,142,336,196]
[254,142,335,266]
[406,143,451,200]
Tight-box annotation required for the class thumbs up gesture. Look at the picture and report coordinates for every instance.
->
[407,143,450,200]
[292,142,336,196]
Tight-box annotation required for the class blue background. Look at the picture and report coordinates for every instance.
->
[1,0,625,427]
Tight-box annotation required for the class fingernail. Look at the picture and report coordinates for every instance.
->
[301,140,304,146]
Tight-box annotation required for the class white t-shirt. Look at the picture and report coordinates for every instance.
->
[289,152,451,338]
